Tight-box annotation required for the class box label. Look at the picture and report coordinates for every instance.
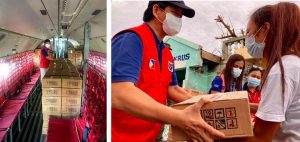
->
[42,105,61,115]
[62,88,81,97]
[47,81,58,86]
[62,105,81,114]
[42,96,61,105]
[43,88,62,97]
[62,97,81,105]
[201,107,238,130]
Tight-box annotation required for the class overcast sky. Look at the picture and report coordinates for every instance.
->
[112,0,300,56]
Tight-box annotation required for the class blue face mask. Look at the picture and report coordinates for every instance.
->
[247,76,261,88]
[232,67,242,78]
[245,26,266,58]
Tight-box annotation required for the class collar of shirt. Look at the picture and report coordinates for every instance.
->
[145,23,165,54]
[145,23,166,70]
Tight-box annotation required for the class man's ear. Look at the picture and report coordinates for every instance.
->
[152,4,159,20]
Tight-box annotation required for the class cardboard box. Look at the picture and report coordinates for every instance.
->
[62,88,82,97]
[75,59,82,66]
[42,76,62,88]
[62,96,81,106]
[68,48,75,54]
[61,113,80,119]
[70,59,76,66]
[171,91,253,141]
[45,71,60,76]
[34,49,41,68]
[42,88,62,97]
[43,120,49,128]
[43,113,50,121]
[61,105,81,114]
[75,51,82,59]
[42,127,48,135]
[42,96,61,105]
[43,113,62,121]
[62,77,82,88]
[42,104,62,115]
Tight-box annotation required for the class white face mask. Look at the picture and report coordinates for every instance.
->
[162,13,182,36]
[45,44,50,48]
[232,67,242,78]
[156,8,182,36]
[245,26,266,58]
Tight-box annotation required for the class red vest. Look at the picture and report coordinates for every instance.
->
[39,47,50,68]
[112,23,174,142]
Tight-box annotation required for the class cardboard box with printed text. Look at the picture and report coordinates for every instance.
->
[171,91,253,141]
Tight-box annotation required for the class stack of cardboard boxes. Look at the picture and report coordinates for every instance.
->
[67,49,76,65]
[67,48,82,67]
[41,59,82,135]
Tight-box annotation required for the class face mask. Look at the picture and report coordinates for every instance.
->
[232,67,242,78]
[245,26,266,58]
[45,44,50,48]
[247,76,261,88]
[157,8,182,36]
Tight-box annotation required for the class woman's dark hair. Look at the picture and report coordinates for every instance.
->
[247,67,263,76]
[143,2,168,22]
[44,39,50,44]
[251,5,272,28]
[223,54,245,91]
[244,67,263,90]
[252,2,300,97]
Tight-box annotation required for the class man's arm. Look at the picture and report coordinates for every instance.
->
[168,85,192,103]
[210,76,223,94]
[46,56,53,60]
[46,50,54,60]
[41,49,53,60]
[112,82,225,141]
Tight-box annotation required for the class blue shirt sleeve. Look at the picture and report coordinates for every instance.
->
[169,64,178,86]
[112,32,143,84]
[210,76,223,92]
[41,49,48,57]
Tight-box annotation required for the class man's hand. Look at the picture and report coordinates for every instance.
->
[47,50,54,60]
[177,98,225,142]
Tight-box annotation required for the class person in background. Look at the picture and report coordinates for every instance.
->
[243,66,263,122]
[39,39,53,79]
[112,1,224,141]
[209,54,245,94]
[223,2,300,141]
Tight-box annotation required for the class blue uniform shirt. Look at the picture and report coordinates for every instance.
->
[112,23,178,86]
[210,76,238,93]
[41,48,48,57]
[210,76,223,92]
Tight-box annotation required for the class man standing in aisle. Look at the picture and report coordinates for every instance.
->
[39,39,53,79]
[112,1,224,141]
